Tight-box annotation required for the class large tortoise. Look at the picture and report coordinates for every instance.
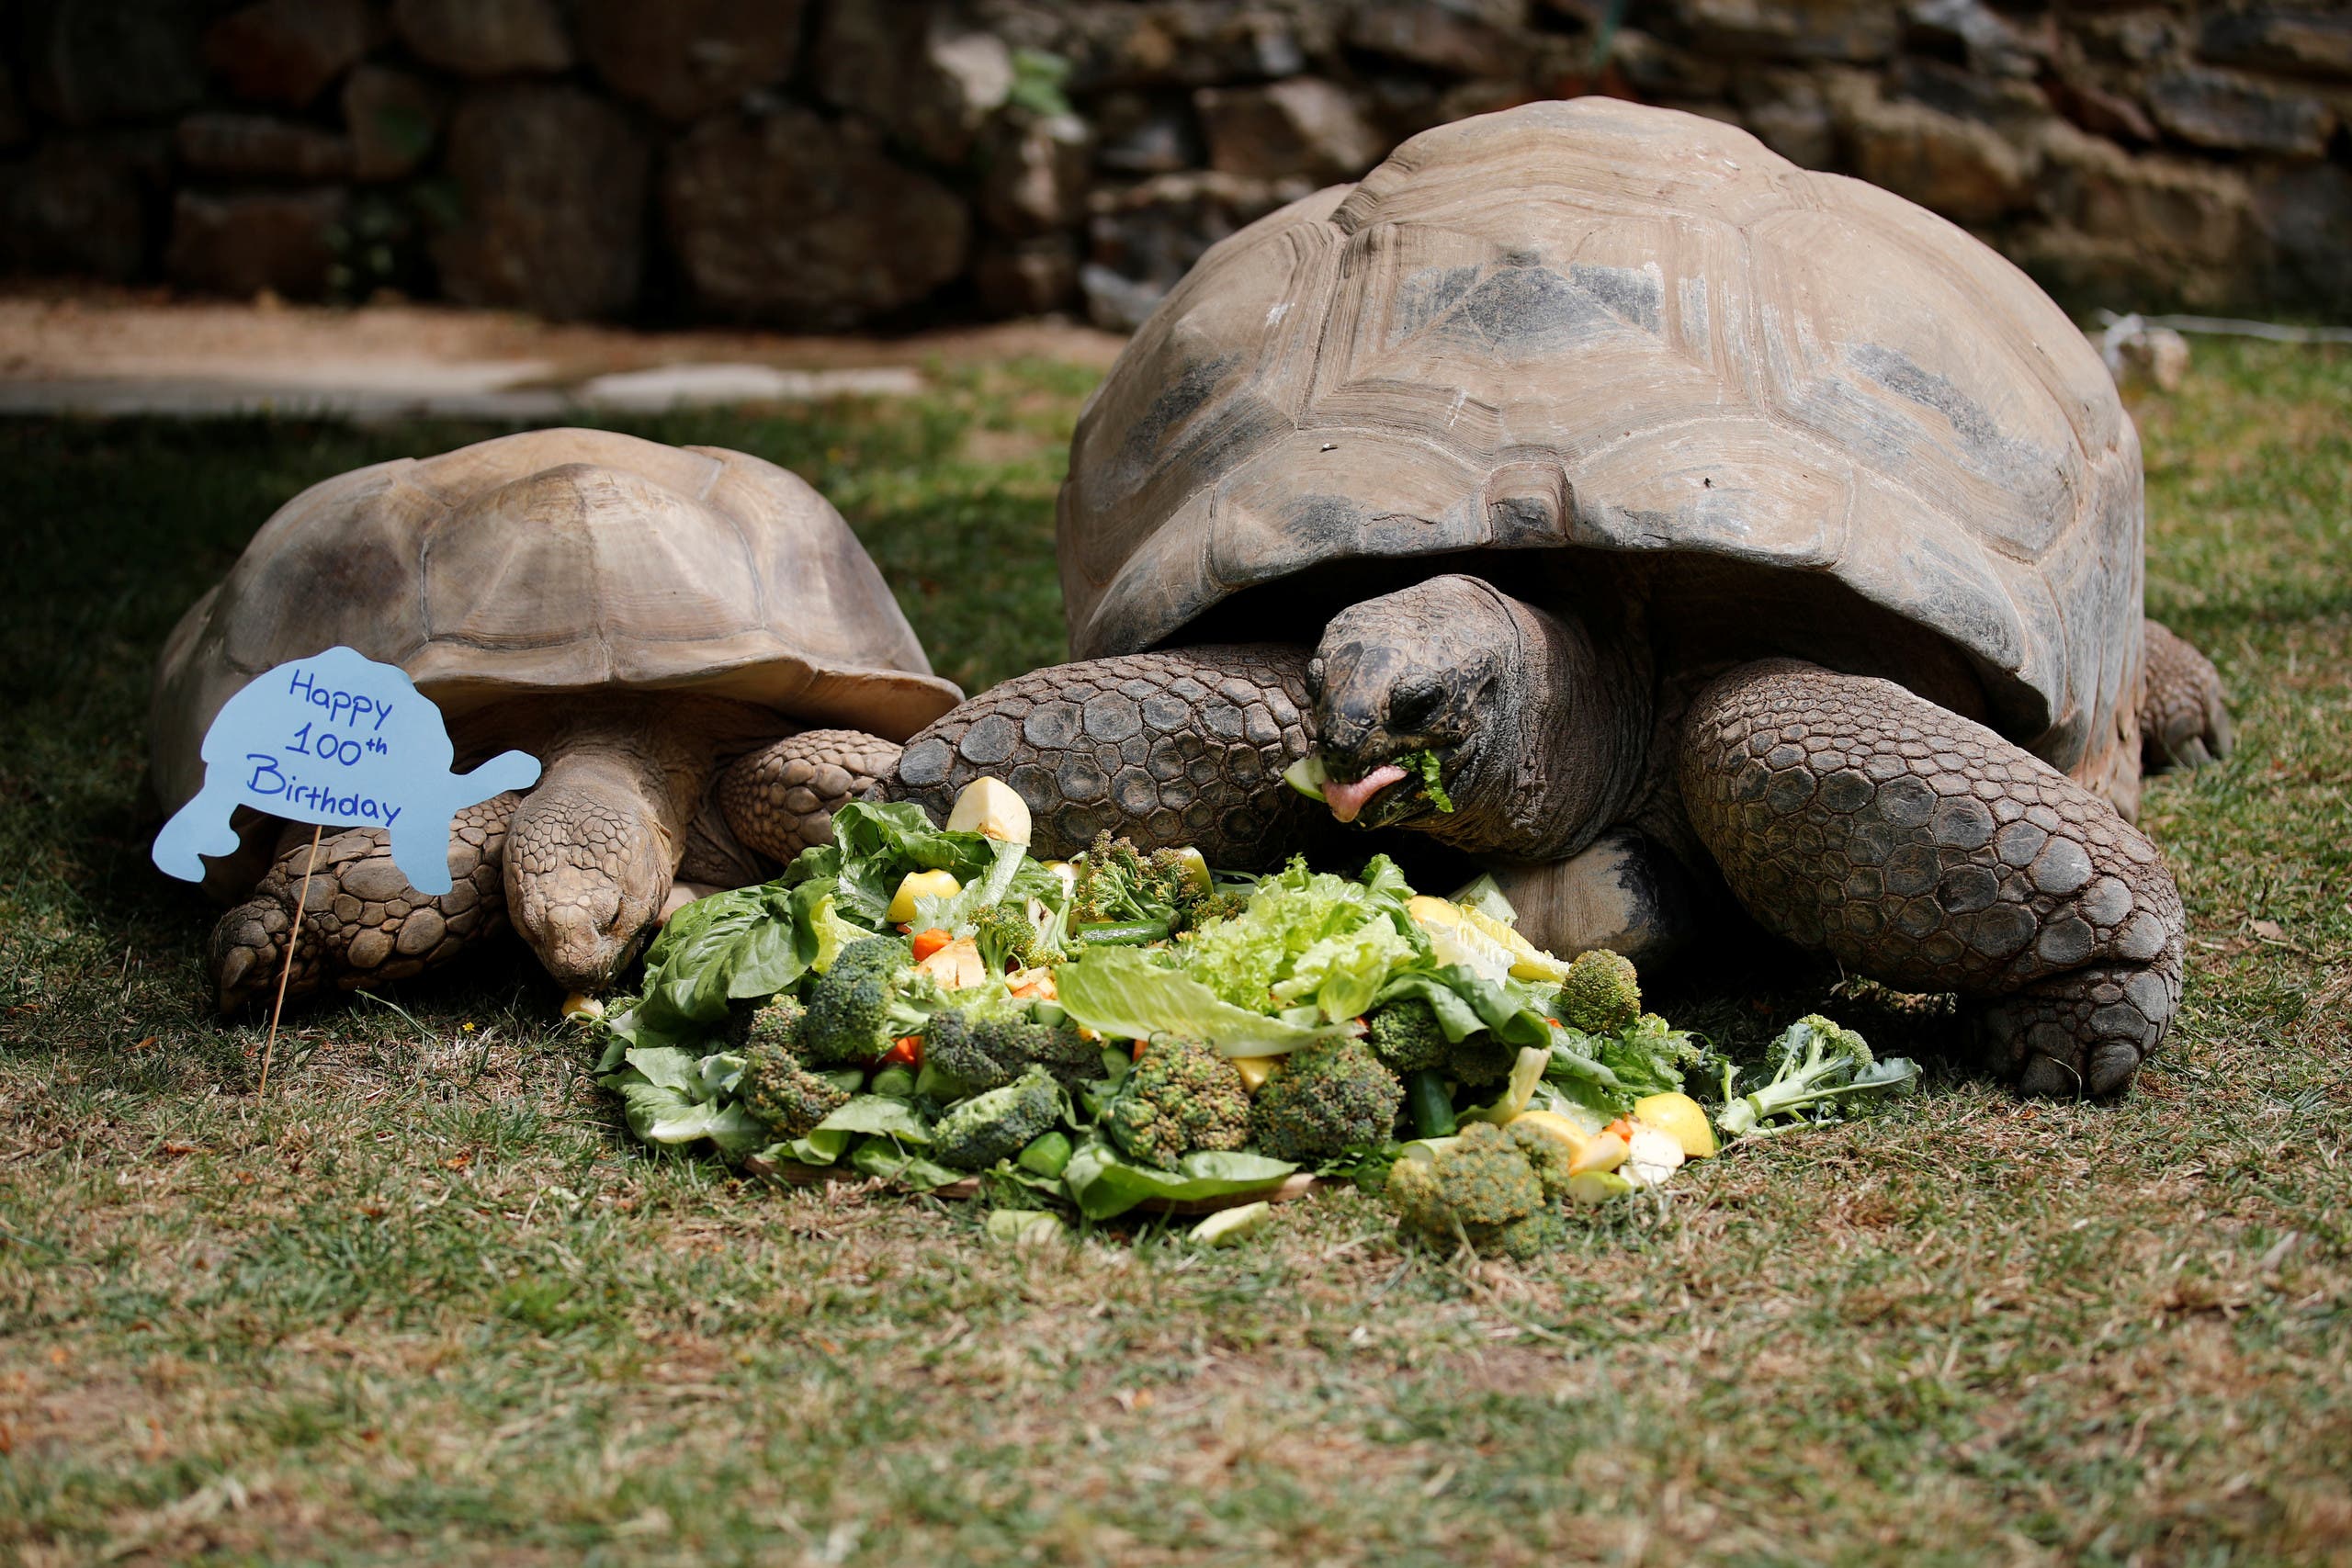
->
[153,428,959,1009]
[890,99,2231,1099]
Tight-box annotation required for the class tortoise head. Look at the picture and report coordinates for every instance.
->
[1309,575,1504,832]
[1306,574,1645,860]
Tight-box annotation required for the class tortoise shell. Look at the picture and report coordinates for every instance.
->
[153,427,959,814]
[1058,98,2143,797]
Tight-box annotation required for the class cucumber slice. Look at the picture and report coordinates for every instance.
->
[1281,754,1329,801]
[1190,1201,1272,1247]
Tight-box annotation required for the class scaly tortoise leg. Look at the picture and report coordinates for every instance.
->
[716,728,903,864]
[882,646,1323,867]
[207,794,522,1013]
[1679,660,2184,1099]
[2141,619,2233,772]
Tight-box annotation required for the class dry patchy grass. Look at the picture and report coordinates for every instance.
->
[2,341,2348,1565]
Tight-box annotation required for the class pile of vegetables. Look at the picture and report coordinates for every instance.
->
[594,778,1921,1253]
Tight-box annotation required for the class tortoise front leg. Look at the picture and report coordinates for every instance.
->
[208,794,521,1013]
[884,646,1323,867]
[714,728,903,865]
[1679,661,2184,1099]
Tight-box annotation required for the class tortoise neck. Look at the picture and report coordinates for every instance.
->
[1445,591,1651,863]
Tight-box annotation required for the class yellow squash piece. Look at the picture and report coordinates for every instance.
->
[1567,1131,1629,1177]
[888,868,961,924]
[1230,1055,1281,1094]
[1633,1091,1718,1158]
[1567,1169,1635,1206]
[1507,1110,1594,1159]
[917,935,988,990]
[1191,1201,1272,1247]
[1406,894,1572,983]
[944,775,1033,845]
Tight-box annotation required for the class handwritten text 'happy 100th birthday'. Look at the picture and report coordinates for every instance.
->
[243,667,403,827]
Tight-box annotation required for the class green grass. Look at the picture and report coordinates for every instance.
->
[3,343,2347,1565]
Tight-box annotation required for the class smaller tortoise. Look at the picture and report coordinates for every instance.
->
[891,100,2233,1099]
[151,428,959,1010]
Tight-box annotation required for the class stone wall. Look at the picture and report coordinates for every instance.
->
[3,0,2346,329]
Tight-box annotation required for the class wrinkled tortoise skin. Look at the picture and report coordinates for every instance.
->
[886,647,1322,867]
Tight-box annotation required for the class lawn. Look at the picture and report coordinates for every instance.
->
[2,341,2346,1566]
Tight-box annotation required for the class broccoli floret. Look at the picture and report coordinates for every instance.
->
[926,1009,1108,1094]
[1716,1014,1919,1137]
[736,1039,849,1140]
[1385,1122,1561,1259]
[1365,998,1445,1073]
[1071,832,1229,934]
[1248,1038,1404,1161]
[743,993,807,1055]
[1600,1012,1704,1098]
[972,898,1065,972]
[930,1066,1063,1171]
[1364,998,1516,1088]
[800,935,936,1065]
[1556,949,1642,1036]
[1507,1120,1578,1201]
[1102,1036,1251,1168]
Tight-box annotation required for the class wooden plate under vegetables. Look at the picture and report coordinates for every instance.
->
[741,1154,1317,1215]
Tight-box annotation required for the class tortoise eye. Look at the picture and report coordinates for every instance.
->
[1390,680,1442,730]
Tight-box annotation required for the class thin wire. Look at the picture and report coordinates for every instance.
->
[259,822,323,1094]
[2095,308,2352,345]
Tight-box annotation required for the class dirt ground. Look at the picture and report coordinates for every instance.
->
[0,283,1128,415]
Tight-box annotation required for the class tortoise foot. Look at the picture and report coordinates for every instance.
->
[1975,962,2174,1099]
[2141,620,2233,773]
[1679,660,2186,1098]
[208,795,519,1014]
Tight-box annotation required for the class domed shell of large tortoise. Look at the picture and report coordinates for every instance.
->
[153,427,961,814]
[1058,97,2143,792]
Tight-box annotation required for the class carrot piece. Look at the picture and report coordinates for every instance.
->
[910,928,953,962]
[880,1035,923,1068]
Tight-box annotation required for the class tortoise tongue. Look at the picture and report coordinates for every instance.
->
[1325,763,1408,824]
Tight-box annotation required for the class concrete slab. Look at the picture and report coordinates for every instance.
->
[0,285,1124,421]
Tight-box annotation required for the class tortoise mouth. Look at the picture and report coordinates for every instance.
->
[1320,750,1452,830]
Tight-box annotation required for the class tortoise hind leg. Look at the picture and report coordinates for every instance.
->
[883,646,1323,867]
[208,795,520,1013]
[2141,619,2233,772]
[1679,660,2184,1099]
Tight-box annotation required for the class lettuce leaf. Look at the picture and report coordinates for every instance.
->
[1056,946,1358,1057]
[786,800,1009,927]
[1269,919,1415,1022]
[1175,856,1410,1010]
[611,876,846,1046]
[1371,964,1555,1050]
[1059,1134,1298,1220]
[598,1047,768,1153]
[847,1139,966,1191]
[812,1094,933,1144]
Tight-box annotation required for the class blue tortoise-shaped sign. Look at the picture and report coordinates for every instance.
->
[153,646,540,896]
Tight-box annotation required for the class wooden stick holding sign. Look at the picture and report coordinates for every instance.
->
[152,646,538,1084]
[258,822,323,1093]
